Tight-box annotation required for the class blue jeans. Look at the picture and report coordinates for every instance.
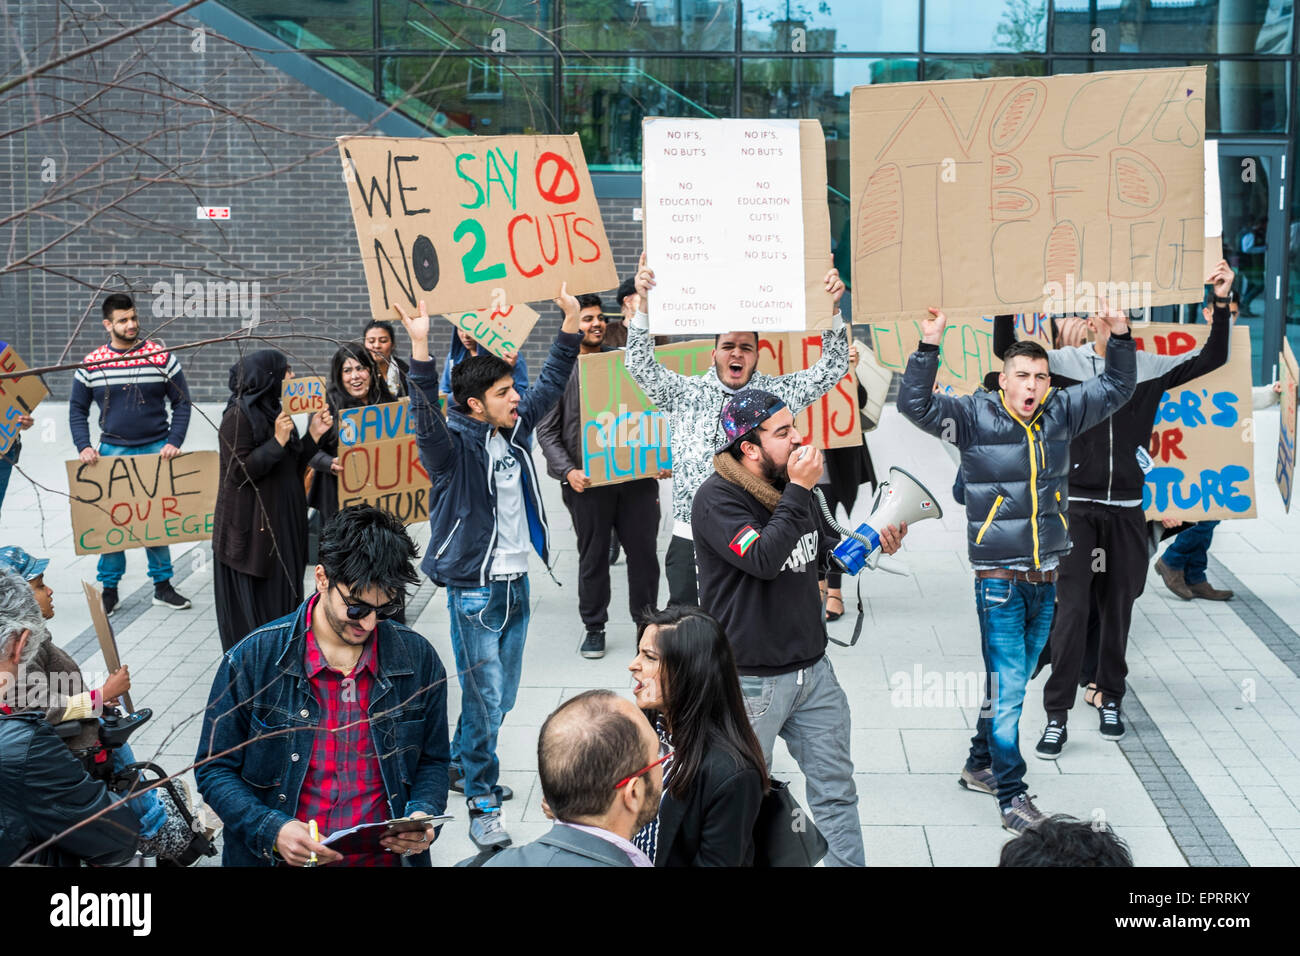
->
[113,741,167,839]
[446,575,530,803]
[1161,520,1219,585]
[96,440,174,588]
[966,578,1057,807]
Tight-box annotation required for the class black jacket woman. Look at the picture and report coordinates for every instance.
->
[307,342,395,522]
[628,606,768,866]
[213,350,331,651]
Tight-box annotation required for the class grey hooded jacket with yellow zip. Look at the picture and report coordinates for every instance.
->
[896,334,1136,569]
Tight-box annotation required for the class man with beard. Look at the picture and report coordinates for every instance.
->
[626,255,850,606]
[482,690,663,867]
[537,293,661,659]
[691,389,906,867]
[69,293,193,616]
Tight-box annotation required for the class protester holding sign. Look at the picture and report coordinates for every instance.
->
[396,285,584,853]
[1011,264,1235,759]
[308,342,395,523]
[69,294,194,616]
[439,327,529,408]
[897,303,1135,835]
[626,254,850,606]
[536,293,660,660]
[213,351,333,652]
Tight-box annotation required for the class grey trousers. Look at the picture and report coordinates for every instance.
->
[740,655,865,867]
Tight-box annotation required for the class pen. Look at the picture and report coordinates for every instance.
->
[307,819,319,867]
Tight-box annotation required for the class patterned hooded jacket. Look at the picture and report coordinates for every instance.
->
[624,315,850,528]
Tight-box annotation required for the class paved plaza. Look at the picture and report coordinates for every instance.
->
[5,398,1298,867]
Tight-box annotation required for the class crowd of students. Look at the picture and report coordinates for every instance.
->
[0,251,1273,866]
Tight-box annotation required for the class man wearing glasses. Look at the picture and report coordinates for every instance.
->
[481,690,664,867]
[195,505,451,867]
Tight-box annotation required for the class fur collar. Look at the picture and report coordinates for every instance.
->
[712,452,783,512]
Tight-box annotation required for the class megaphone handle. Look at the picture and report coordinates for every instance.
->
[865,546,882,571]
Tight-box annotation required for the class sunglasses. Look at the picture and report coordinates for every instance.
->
[614,751,673,790]
[331,582,403,621]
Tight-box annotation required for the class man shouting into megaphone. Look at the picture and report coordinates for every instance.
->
[691,388,906,867]
[896,304,1135,837]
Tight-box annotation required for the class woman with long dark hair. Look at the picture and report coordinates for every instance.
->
[628,605,768,866]
[307,341,394,522]
[213,350,331,651]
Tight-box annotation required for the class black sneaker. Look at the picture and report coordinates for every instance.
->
[102,587,120,616]
[1035,719,1068,760]
[1099,701,1126,741]
[448,764,513,801]
[152,581,192,610]
[1000,793,1047,835]
[580,629,606,659]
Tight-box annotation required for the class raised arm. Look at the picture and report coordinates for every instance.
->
[623,253,691,410]
[895,308,975,447]
[766,269,850,413]
[395,301,458,481]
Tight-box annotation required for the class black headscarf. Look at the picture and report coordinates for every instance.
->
[226,349,293,448]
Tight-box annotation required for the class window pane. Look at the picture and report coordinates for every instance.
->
[924,57,1047,80]
[381,56,556,136]
[315,54,376,92]
[1052,0,1293,55]
[561,58,735,169]
[560,0,736,52]
[742,58,920,289]
[381,0,555,52]
[742,1,919,53]
[1053,59,1288,134]
[924,0,1047,52]
[224,0,374,51]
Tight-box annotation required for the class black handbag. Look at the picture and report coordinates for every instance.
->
[752,779,829,867]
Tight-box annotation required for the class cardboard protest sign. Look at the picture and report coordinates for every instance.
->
[82,580,133,714]
[1137,324,1255,520]
[336,399,428,524]
[850,66,1208,324]
[443,300,541,358]
[578,333,858,487]
[866,312,1052,395]
[282,376,326,415]
[642,118,832,335]
[66,452,218,555]
[0,344,49,457]
[340,135,616,318]
[1278,338,1298,512]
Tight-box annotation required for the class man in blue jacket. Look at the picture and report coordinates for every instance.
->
[897,303,1135,834]
[396,287,583,851]
[195,505,449,867]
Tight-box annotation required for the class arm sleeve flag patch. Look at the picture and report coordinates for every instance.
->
[729,525,760,557]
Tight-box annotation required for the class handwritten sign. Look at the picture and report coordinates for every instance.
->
[867,312,1051,395]
[339,134,617,317]
[1138,325,1255,521]
[0,345,49,457]
[644,118,807,333]
[850,67,1207,323]
[444,300,541,358]
[66,452,218,555]
[1278,338,1298,512]
[82,581,134,714]
[282,376,326,415]
[339,436,429,525]
[578,335,858,487]
[338,399,415,447]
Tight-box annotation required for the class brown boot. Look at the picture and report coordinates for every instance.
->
[1189,580,1234,601]
[1155,558,1194,600]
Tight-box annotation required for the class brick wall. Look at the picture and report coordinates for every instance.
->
[1,1,647,404]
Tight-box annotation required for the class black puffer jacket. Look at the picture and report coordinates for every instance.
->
[0,711,139,866]
[897,335,1136,568]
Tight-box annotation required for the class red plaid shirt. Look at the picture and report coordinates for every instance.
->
[296,595,397,867]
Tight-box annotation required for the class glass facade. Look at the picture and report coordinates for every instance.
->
[224,0,1299,378]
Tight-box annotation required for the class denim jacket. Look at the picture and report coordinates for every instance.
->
[194,599,450,867]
